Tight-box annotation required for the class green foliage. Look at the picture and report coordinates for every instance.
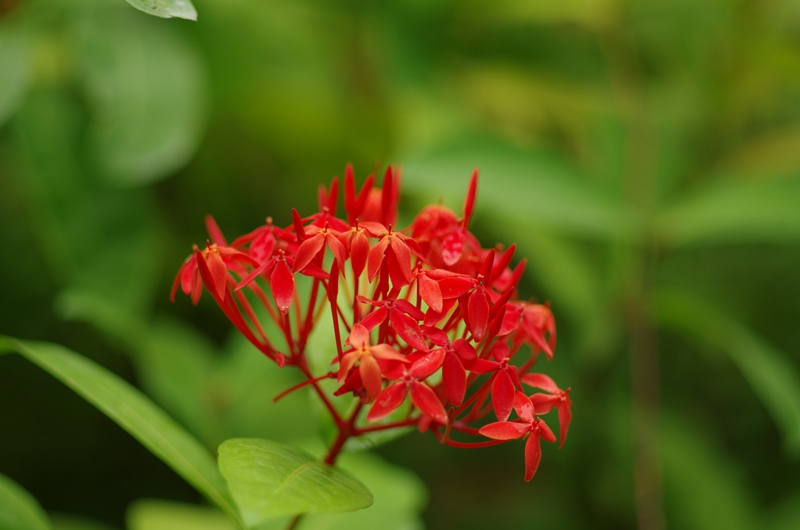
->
[121,0,197,21]
[217,438,373,526]
[0,337,243,528]
[0,474,52,530]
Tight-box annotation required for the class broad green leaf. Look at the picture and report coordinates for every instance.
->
[122,0,197,21]
[217,438,373,526]
[400,136,636,241]
[656,178,800,247]
[79,11,206,185]
[0,24,30,127]
[0,337,244,528]
[765,492,800,530]
[0,473,51,530]
[661,416,757,530]
[127,499,236,530]
[267,450,427,530]
[656,290,800,455]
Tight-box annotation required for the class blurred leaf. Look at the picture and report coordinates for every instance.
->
[79,10,206,185]
[656,178,800,247]
[0,24,30,127]
[661,415,757,530]
[656,290,800,455]
[122,0,198,21]
[718,128,800,180]
[0,473,51,530]
[0,337,244,528]
[127,499,235,530]
[401,137,636,241]
[765,492,800,530]
[217,438,373,526]
[14,90,163,316]
[55,289,148,349]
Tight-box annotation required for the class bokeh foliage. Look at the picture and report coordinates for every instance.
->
[2,0,800,528]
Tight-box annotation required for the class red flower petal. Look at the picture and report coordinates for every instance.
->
[409,381,447,424]
[537,418,557,444]
[360,354,383,399]
[206,250,228,301]
[478,421,528,440]
[492,370,515,421]
[521,373,560,393]
[513,392,535,423]
[524,431,543,481]
[348,323,371,348]
[269,259,295,314]
[468,289,490,342]
[442,351,466,406]
[293,233,325,272]
[558,401,572,448]
[367,236,390,282]
[326,233,348,274]
[350,230,370,278]
[205,215,228,246]
[410,348,445,380]
[389,236,412,282]
[463,168,478,226]
[530,393,559,414]
[438,276,473,299]
[390,310,428,351]
[369,344,408,363]
[394,299,425,321]
[441,229,464,266]
[418,274,443,313]
[367,382,408,422]
[360,306,388,331]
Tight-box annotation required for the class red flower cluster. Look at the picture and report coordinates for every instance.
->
[172,165,571,480]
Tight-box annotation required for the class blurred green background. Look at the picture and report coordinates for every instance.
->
[2,0,800,528]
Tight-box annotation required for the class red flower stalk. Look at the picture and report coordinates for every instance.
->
[172,165,572,481]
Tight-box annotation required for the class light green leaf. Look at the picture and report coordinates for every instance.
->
[218,438,373,526]
[656,178,800,247]
[655,290,800,455]
[400,137,636,241]
[127,499,236,530]
[79,10,206,185]
[122,0,197,21]
[0,473,51,530]
[0,337,244,528]
[0,24,30,127]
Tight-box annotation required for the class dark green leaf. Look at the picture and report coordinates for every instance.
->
[217,438,373,526]
[656,290,800,455]
[122,0,197,21]
[0,473,51,530]
[0,337,244,528]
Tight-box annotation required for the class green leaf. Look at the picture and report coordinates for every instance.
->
[655,290,800,455]
[267,450,427,530]
[655,178,800,247]
[661,415,757,530]
[400,136,636,241]
[217,438,373,526]
[0,24,30,127]
[127,499,236,530]
[0,337,244,528]
[0,473,51,530]
[122,0,198,21]
[79,10,206,185]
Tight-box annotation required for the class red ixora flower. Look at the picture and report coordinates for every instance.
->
[172,164,571,478]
